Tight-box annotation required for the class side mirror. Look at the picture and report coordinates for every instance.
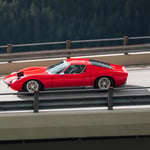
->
[60,72,65,76]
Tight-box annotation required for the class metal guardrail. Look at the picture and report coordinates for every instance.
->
[0,35,150,63]
[0,36,150,53]
[0,36,148,52]
[0,87,150,113]
[0,36,150,62]
[1,44,150,63]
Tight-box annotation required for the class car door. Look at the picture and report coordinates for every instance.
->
[52,65,91,88]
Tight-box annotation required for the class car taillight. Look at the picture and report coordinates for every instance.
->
[122,66,128,73]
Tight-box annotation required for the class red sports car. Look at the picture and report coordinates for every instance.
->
[4,58,128,92]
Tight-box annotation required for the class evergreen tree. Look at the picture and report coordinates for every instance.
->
[0,0,149,48]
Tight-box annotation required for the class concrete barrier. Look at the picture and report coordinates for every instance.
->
[0,52,150,74]
[0,108,150,141]
[0,52,150,141]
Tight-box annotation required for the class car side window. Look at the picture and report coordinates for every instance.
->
[64,65,86,74]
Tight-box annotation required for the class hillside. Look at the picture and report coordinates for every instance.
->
[0,0,150,45]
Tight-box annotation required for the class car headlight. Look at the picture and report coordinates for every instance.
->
[10,72,17,75]
[11,79,18,83]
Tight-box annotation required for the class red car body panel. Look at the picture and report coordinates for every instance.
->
[4,58,128,92]
[51,66,91,88]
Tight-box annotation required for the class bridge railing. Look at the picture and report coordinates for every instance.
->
[0,35,150,54]
[0,86,150,113]
[1,36,150,63]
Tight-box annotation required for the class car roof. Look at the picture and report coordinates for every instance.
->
[66,58,90,65]
[66,58,113,69]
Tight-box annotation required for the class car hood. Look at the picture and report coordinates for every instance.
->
[4,67,48,84]
[19,66,47,75]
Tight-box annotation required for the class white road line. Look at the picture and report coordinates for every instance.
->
[1,105,150,114]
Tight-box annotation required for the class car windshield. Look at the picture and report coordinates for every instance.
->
[47,60,69,74]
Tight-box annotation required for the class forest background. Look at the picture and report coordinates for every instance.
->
[0,0,150,49]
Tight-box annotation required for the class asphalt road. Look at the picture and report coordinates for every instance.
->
[0,65,150,102]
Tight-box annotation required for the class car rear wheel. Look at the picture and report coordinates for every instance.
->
[24,80,42,93]
[96,77,113,89]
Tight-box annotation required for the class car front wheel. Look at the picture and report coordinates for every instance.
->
[24,80,42,93]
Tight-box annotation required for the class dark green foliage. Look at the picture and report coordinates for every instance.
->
[0,0,150,45]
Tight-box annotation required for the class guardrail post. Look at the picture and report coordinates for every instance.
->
[33,90,39,113]
[7,44,12,63]
[123,36,128,45]
[108,87,113,110]
[66,40,71,49]
[7,44,12,53]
